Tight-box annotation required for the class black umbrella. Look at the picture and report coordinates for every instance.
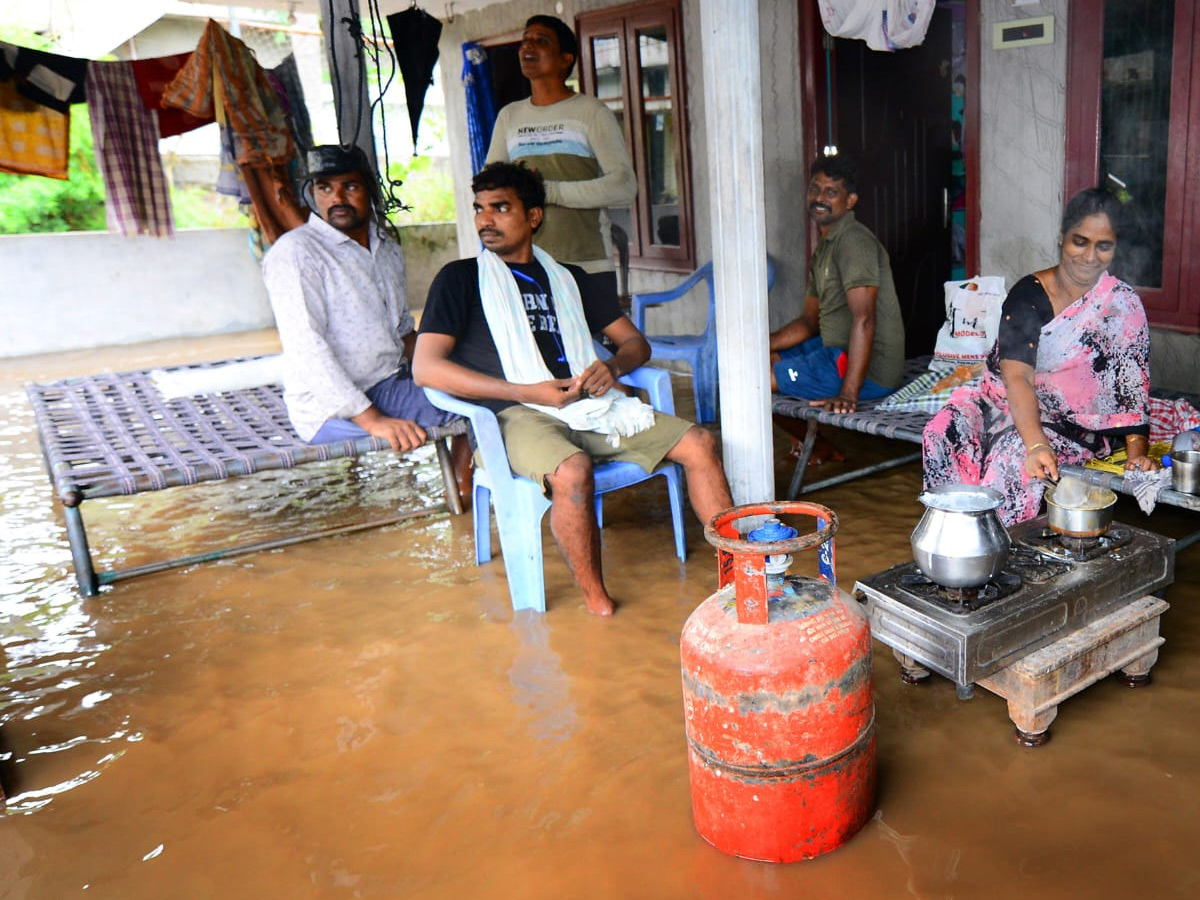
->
[387,5,443,151]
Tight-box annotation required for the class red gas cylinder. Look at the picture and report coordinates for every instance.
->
[680,501,876,862]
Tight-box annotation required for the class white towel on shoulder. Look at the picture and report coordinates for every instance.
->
[477,247,654,446]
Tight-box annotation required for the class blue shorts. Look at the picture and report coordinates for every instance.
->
[773,337,894,401]
[310,366,458,444]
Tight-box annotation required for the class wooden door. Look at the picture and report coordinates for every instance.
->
[824,6,957,357]
[486,41,530,109]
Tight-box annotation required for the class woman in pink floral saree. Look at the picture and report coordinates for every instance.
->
[923,189,1160,525]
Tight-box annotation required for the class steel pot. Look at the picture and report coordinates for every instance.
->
[1172,449,1200,494]
[911,484,1011,588]
[1044,485,1116,537]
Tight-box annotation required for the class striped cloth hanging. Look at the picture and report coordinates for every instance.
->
[85,60,174,238]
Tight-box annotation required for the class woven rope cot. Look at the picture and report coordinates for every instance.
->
[26,360,469,596]
[773,356,933,498]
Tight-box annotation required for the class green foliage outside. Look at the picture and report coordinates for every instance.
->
[168,182,249,230]
[386,150,456,226]
[0,105,249,234]
[0,26,105,233]
[0,104,107,233]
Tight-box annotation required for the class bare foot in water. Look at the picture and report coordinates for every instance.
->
[583,592,617,617]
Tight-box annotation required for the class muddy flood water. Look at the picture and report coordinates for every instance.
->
[2,330,1198,899]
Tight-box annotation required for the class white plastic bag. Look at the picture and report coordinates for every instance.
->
[931,276,1006,367]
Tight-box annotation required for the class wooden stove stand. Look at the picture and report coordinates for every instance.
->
[898,595,1168,747]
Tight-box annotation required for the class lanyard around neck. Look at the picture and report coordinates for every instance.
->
[509,266,567,365]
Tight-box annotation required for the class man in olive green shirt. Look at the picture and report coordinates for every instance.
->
[770,156,905,416]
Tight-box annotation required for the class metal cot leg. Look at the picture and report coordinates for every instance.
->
[785,422,820,499]
[435,437,463,516]
[62,504,99,597]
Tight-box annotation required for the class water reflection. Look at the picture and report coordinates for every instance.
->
[507,611,578,744]
[873,809,962,900]
[0,367,454,816]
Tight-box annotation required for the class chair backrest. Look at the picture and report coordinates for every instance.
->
[698,262,719,351]
[700,256,777,348]
[630,256,776,347]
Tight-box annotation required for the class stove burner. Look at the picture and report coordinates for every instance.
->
[1059,534,1099,555]
[1019,526,1134,563]
[898,569,1024,613]
[896,543,1075,614]
[1003,545,1074,584]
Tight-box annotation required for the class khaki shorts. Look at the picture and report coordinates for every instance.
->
[494,404,694,490]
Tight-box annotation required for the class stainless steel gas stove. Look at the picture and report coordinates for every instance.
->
[854,516,1175,695]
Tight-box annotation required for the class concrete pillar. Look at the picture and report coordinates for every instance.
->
[699,0,773,504]
[320,0,377,170]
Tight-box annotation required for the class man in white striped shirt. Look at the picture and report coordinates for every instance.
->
[262,145,472,502]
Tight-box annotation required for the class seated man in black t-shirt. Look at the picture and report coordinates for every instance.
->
[414,162,732,617]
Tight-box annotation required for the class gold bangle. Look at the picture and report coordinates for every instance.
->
[1025,442,1050,454]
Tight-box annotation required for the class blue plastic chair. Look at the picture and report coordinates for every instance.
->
[423,363,687,613]
[630,258,776,424]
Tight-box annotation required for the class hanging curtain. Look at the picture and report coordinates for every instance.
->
[461,42,496,174]
[269,54,314,154]
[130,52,214,138]
[818,0,936,51]
[0,78,70,179]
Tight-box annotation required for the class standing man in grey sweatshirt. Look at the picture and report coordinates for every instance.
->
[486,14,637,299]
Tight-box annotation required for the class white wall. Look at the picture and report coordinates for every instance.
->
[2,229,274,358]
[978,0,1069,281]
[2,223,459,359]
[974,0,1199,393]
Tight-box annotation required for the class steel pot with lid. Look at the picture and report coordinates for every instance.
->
[911,484,1011,588]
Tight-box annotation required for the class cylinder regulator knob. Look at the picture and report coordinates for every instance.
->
[748,517,799,581]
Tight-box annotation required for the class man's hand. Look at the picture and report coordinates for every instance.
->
[353,406,427,452]
[522,378,585,408]
[575,359,620,398]
[810,394,858,414]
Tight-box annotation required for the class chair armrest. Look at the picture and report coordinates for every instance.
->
[621,365,676,416]
[422,387,514,481]
[592,340,676,416]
